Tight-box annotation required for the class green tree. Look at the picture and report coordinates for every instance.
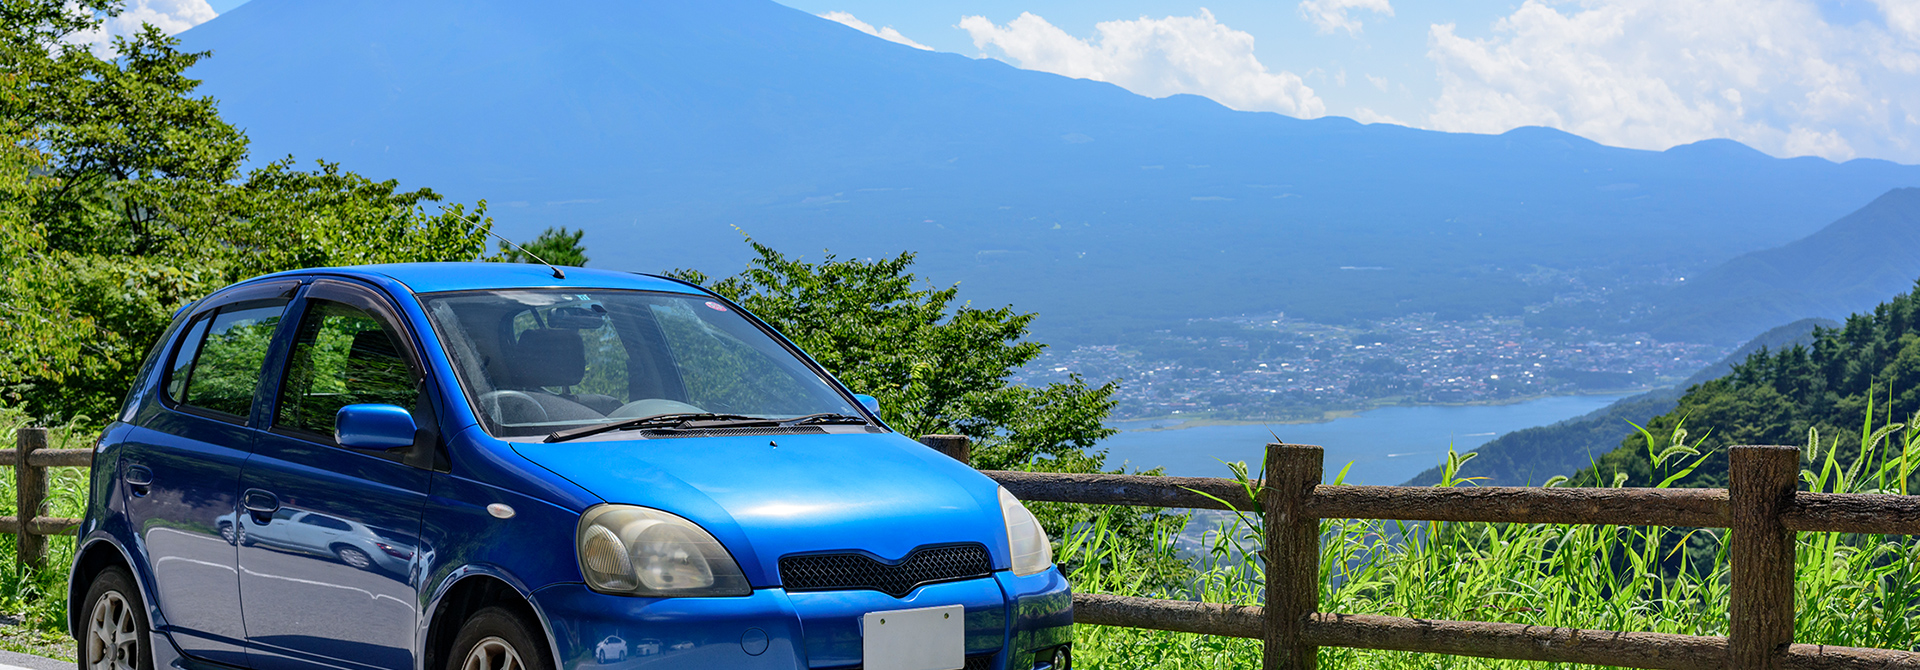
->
[0,1,492,419]
[669,240,1118,471]
[495,226,588,267]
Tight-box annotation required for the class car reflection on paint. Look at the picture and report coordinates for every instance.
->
[216,509,416,576]
[594,636,627,664]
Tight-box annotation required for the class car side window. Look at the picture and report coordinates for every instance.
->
[297,513,352,531]
[163,316,213,405]
[275,299,420,442]
[164,301,290,420]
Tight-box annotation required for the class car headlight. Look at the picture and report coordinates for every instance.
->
[576,505,751,597]
[999,487,1054,576]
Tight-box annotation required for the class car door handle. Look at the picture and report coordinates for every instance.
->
[242,488,280,523]
[124,465,153,496]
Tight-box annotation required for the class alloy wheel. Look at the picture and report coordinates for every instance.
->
[86,591,140,670]
[461,637,525,670]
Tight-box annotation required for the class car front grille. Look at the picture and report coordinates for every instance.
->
[780,543,992,597]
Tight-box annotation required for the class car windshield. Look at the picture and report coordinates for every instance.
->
[421,289,861,437]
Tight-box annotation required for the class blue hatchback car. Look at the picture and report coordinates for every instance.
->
[69,263,1073,670]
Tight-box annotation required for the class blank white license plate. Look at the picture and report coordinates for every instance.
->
[862,604,965,670]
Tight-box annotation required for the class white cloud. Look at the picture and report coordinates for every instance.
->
[1299,0,1394,36]
[958,10,1325,118]
[1365,73,1389,91]
[68,0,217,54]
[818,11,932,51]
[1424,0,1920,162]
[1875,0,1920,41]
[1351,107,1403,125]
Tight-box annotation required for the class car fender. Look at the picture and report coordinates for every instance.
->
[69,531,167,636]
[418,563,565,670]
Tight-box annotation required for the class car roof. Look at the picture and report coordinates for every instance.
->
[250,262,708,296]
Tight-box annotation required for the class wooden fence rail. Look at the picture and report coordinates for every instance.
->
[6,427,91,568]
[919,435,1920,670]
[8,428,1919,667]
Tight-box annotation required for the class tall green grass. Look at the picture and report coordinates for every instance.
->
[0,409,95,635]
[1063,412,1920,668]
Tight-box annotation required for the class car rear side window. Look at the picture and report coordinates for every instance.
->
[166,300,290,419]
[275,299,420,441]
[164,316,213,404]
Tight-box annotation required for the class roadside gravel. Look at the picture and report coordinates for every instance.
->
[0,616,70,664]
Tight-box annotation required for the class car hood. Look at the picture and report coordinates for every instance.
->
[511,431,1009,588]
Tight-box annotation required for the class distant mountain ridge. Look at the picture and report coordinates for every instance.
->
[1640,188,1920,343]
[1402,317,1835,486]
[177,0,1920,341]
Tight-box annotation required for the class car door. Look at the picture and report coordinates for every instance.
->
[237,279,437,670]
[119,280,298,666]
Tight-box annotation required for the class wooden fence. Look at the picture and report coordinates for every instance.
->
[917,436,1920,670]
[5,427,89,569]
[8,427,1919,667]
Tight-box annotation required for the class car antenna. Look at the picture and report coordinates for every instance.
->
[482,227,566,280]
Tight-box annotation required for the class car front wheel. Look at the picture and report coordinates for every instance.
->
[80,566,153,670]
[449,607,550,670]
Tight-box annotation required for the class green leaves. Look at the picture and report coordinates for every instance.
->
[673,240,1120,472]
[0,2,492,419]
[493,226,588,268]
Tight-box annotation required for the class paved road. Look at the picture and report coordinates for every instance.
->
[0,647,69,670]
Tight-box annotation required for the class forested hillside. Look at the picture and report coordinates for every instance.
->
[1582,282,1920,488]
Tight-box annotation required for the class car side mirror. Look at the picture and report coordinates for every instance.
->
[335,404,417,450]
[852,394,881,415]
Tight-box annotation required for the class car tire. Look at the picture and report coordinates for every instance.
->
[449,607,551,670]
[335,545,373,570]
[218,523,236,545]
[79,566,153,670]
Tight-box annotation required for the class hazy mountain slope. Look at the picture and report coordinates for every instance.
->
[1401,317,1835,486]
[176,0,1920,341]
[1641,189,1920,343]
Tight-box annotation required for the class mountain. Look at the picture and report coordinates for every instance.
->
[1401,317,1834,486]
[1636,189,1920,343]
[176,0,1920,342]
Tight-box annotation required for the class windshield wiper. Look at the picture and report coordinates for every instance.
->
[543,413,766,443]
[781,413,871,426]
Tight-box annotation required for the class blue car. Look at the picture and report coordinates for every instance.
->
[69,263,1072,670]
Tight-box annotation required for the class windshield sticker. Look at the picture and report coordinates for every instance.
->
[705,301,729,312]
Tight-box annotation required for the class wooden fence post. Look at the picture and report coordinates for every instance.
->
[1729,445,1798,670]
[919,435,971,466]
[1264,443,1322,670]
[15,427,48,570]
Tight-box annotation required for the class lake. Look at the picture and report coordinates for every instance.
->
[1099,393,1634,485]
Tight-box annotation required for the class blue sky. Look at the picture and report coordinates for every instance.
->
[127,0,1920,163]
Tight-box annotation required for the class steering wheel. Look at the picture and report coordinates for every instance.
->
[609,399,706,418]
[478,390,547,423]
